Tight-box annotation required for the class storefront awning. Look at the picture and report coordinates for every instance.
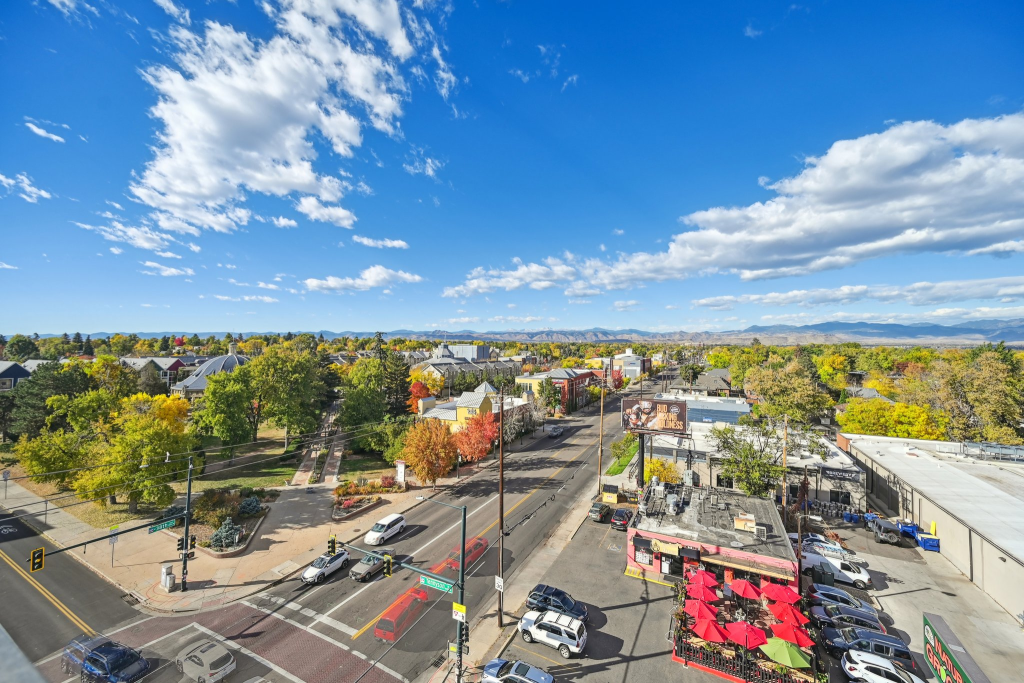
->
[679,546,700,561]
[632,536,652,550]
[699,553,795,581]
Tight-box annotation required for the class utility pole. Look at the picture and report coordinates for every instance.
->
[597,361,605,497]
[497,386,505,627]
[782,415,788,527]
[797,465,807,578]
[181,454,194,592]
[637,376,645,489]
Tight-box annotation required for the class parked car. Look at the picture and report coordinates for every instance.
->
[73,638,150,683]
[810,604,886,633]
[364,513,406,545]
[802,552,873,590]
[874,519,902,545]
[588,502,612,522]
[175,639,237,683]
[444,537,489,571]
[350,547,394,582]
[481,659,554,683]
[805,584,878,615]
[526,584,589,622]
[610,507,633,531]
[301,549,350,584]
[519,610,587,659]
[374,588,429,642]
[548,426,564,438]
[821,627,916,672]
[841,651,924,683]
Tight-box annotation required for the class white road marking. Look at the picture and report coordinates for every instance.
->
[35,616,159,665]
[192,622,306,683]
[241,601,409,683]
[261,595,357,636]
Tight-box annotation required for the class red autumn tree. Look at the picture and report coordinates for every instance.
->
[407,381,433,413]
[454,411,498,463]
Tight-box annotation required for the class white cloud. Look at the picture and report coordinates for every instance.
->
[744,23,763,38]
[25,122,65,143]
[355,181,373,196]
[77,221,173,251]
[45,0,96,17]
[598,243,606,252]
[305,264,423,292]
[692,275,1024,311]
[444,257,577,298]
[106,200,124,211]
[214,294,278,303]
[271,216,298,229]
[296,196,356,227]
[0,262,17,270]
[1,173,53,203]
[488,315,543,323]
[431,43,457,100]
[187,242,201,252]
[509,69,530,83]
[257,281,280,290]
[567,299,591,305]
[507,303,517,308]
[155,250,182,259]
[153,0,190,25]
[109,247,123,255]
[140,261,195,277]
[561,74,578,92]
[558,114,1024,290]
[228,278,250,287]
[613,300,640,311]
[403,149,443,178]
[352,234,409,248]
[665,304,679,310]
[612,228,624,236]
[446,316,479,324]
[563,281,602,297]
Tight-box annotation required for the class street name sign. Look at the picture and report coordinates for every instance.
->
[149,519,176,534]
[420,575,454,593]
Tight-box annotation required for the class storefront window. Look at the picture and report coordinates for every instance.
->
[636,547,653,565]
[829,490,851,505]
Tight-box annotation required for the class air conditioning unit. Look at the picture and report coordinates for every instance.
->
[755,525,768,541]
[683,470,695,486]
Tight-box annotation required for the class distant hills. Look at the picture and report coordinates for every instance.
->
[14,319,1024,346]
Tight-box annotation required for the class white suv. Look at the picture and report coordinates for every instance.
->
[518,610,587,659]
[364,513,406,545]
[301,549,350,584]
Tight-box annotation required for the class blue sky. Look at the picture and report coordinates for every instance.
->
[3,1,1024,335]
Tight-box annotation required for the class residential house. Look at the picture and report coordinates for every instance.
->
[691,370,731,396]
[21,359,57,374]
[418,381,531,434]
[411,356,522,388]
[0,361,30,391]
[170,343,249,399]
[120,357,186,386]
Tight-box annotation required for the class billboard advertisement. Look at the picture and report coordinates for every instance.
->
[621,399,687,433]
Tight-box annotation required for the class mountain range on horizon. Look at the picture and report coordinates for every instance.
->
[10,319,1024,346]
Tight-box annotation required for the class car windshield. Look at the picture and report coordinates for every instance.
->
[311,557,328,569]
[824,605,841,617]
[839,627,857,642]
[359,555,375,565]
[210,653,233,670]
[560,595,576,609]
[495,661,515,676]
[894,667,916,683]
[371,522,387,532]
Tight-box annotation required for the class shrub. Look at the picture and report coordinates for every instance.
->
[240,486,255,498]
[238,496,262,516]
[341,499,355,509]
[380,475,396,489]
[210,517,243,549]
[162,505,185,521]
[193,489,240,528]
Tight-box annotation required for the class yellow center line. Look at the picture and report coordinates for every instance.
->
[0,547,93,635]
[349,437,598,640]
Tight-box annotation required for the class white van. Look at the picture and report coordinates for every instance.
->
[364,513,406,546]
[801,551,872,590]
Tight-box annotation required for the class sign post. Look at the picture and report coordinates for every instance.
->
[109,525,119,567]
[2,469,9,499]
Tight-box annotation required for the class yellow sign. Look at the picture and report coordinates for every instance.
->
[651,539,680,556]
[452,602,466,623]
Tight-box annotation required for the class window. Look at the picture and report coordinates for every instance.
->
[716,475,733,488]
[788,484,800,499]
[872,643,892,657]
[635,547,653,565]
[829,490,852,505]
[467,408,477,416]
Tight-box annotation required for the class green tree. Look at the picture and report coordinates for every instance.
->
[339,385,385,451]
[366,415,413,464]
[645,457,681,484]
[744,361,832,423]
[10,361,93,437]
[708,418,789,498]
[194,367,260,445]
[0,393,14,442]
[538,378,560,413]
[82,335,94,356]
[4,334,39,362]
[138,365,168,395]
[88,356,140,398]
[837,399,946,440]
[251,347,323,438]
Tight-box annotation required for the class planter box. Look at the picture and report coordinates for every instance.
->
[332,497,385,522]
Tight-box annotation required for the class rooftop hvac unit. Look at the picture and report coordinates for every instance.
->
[683,470,695,486]
[755,525,768,541]
[718,503,726,511]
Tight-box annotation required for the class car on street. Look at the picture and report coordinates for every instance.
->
[548,426,564,438]
[821,627,916,672]
[518,610,588,659]
[526,584,589,622]
[364,513,406,545]
[610,507,633,531]
[841,651,925,683]
[374,588,429,643]
[62,636,150,682]
[481,659,554,683]
[176,639,237,683]
[350,547,394,581]
[301,549,350,584]
[810,603,886,633]
[443,536,489,571]
[805,583,877,615]
[588,502,612,522]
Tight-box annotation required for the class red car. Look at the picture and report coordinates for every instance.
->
[444,537,490,572]
[374,588,429,643]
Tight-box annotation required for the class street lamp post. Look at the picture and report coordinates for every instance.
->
[416,496,468,683]
[497,386,505,628]
[181,454,194,592]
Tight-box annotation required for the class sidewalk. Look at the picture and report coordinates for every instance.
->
[0,443,517,615]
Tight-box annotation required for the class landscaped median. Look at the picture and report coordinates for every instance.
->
[164,487,278,558]
[331,473,404,521]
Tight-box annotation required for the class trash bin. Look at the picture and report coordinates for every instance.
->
[811,565,835,586]
[843,512,852,523]
[850,514,860,524]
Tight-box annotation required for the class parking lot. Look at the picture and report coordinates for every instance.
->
[492,508,720,682]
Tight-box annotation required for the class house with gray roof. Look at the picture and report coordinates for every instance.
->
[0,361,30,391]
[171,344,249,399]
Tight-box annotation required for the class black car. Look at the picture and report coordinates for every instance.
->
[810,604,886,633]
[62,635,150,683]
[588,502,612,522]
[610,508,633,531]
[821,627,916,672]
[526,584,589,622]
[805,583,877,615]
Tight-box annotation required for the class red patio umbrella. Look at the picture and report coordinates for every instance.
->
[761,583,800,604]
[686,583,719,602]
[689,569,719,587]
[726,621,768,649]
[692,618,729,643]
[683,599,718,620]
[768,602,810,626]
[770,622,814,648]
[729,579,762,600]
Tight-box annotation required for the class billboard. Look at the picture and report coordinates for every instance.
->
[621,399,687,433]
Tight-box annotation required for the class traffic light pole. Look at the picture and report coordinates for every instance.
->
[181,455,194,592]
[457,503,467,683]
[497,386,505,628]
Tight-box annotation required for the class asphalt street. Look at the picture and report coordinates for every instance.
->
[0,510,142,661]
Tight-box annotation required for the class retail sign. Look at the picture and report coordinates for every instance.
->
[621,399,687,433]
[651,539,680,556]
[924,613,989,683]
[821,467,860,482]
[452,602,466,622]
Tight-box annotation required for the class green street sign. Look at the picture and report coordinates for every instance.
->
[149,519,177,534]
[420,575,454,593]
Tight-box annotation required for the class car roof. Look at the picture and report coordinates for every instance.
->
[846,628,907,646]
[69,635,113,651]
[181,639,217,658]
[542,610,581,628]
[812,583,851,596]
[847,650,902,670]
[377,513,404,524]
[825,604,878,619]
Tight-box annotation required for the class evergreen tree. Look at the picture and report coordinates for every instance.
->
[188,334,201,347]
[284,331,294,341]
[72,332,83,348]
[223,332,234,343]
[159,336,171,353]
[139,365,168,395]
[61,332,71,344]
[82,335,94,356]
[10,361,93,437]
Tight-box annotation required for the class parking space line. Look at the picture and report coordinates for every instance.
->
[508,643,582,669]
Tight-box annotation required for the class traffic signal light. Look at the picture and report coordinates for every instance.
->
[328,535,336,555]
[383,554,393,578]
[29,547,44,573]
[176,537,185,552]
[189,535,197,550]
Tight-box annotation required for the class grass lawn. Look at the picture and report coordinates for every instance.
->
[336,453,393,482]
[176,459,299,493]
[605,441,639,476]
